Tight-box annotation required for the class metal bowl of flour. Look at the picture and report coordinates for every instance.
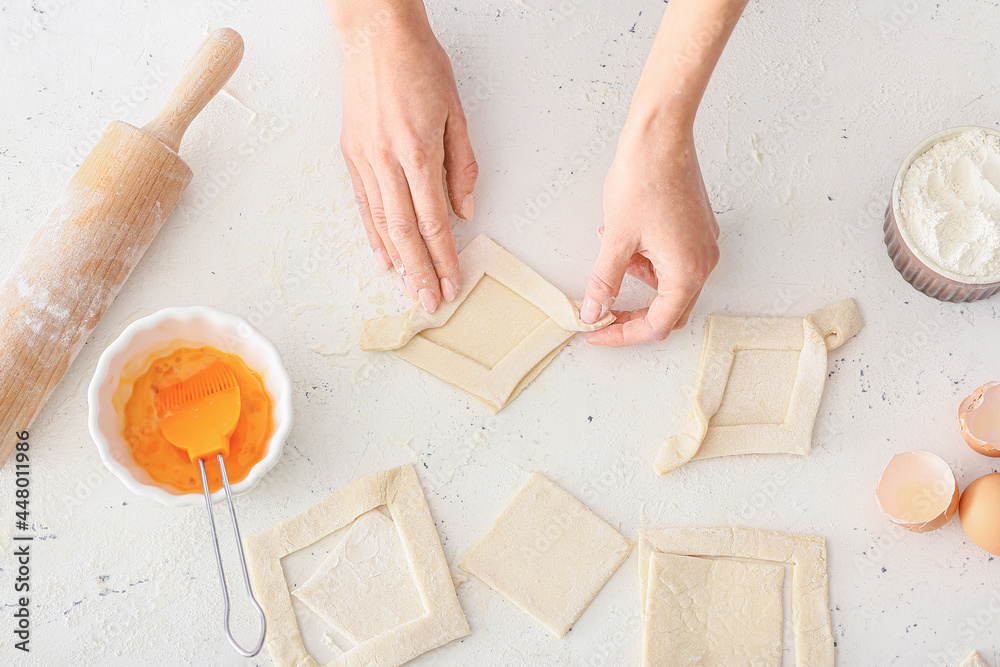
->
[884,125,1000,302]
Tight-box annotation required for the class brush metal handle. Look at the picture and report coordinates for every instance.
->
[199,455,266,657]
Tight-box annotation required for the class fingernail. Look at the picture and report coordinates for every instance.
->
[598,226,605,238]
[418,288,438,313]
[403,274,417,299]
[374,248,392,271]
[581,295,604,324]
[461,194,474,220]
[441,277,458,302]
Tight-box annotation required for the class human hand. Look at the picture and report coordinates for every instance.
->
[334,2,478,313]
[581,121,719,346]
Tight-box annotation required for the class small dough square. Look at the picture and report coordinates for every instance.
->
[712,348,800,426]
[642,552,783,666]
[460,472,633,637]
[246,465,469,667]
[361,236,614,412]
[421,275,549,369]
[656,299,862,474]
[638,528,833,667]
[292,510,426,645]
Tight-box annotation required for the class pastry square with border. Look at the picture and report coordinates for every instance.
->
[360,235,614,412]
[637,527,833,667]
[246,464,468,667]
[656,299,862,474]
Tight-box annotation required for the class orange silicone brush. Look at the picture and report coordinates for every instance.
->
[156,361,241,461]
[155,360,266,657]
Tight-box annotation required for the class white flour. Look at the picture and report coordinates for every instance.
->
[898,129,1000,280]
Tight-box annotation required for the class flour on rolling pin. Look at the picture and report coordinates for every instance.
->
[0,28,244,466]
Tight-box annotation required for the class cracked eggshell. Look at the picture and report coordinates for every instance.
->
[959,473,1000,556]
[875,451,960,533]
[959,381,1000,457]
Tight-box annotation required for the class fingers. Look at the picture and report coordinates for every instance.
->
[402,157,461,302]
[345,157,392,271]
[443,109,478,220]
[581,230,634,324]
[598,225,656,289]
[586,283,696,347]
[376,162,442,313]
[673,288,702,330]
[355,161,403,270]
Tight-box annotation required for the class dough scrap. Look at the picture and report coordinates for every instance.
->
[656,298,862,474]
[957,650,993,667]
[460,472,633,637]
[246,465,469,667]
[291,510,425,646]
[360,235,614,412]
[642,552,783,666]
[638,528,833,667]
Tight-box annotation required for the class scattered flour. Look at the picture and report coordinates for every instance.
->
[898,129,1000,281]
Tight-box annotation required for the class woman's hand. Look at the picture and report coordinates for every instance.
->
[332,1,478,313]
[580,0,747,346]
[581,118,719,346]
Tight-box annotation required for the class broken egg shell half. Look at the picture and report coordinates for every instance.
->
[875,451,960,533]
[959,381,1000,457]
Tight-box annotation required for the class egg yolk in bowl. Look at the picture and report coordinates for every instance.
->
[121,346,274,493]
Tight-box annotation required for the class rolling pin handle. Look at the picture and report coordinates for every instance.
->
[142,28,244,153]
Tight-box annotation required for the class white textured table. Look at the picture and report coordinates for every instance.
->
[2,1,999,665]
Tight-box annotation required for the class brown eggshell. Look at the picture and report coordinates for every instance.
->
[959,473,1000,555]
[875,451,960,533]
[959,381,1000,457]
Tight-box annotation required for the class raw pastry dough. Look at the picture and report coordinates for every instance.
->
[246,465,469,667]
[460,472,633,637]
[957,650,993,667]
[638,528,834,667]
[291,510,425,646]
[361,235,614,412]
[656,298,862,474]
[642,551,783,666]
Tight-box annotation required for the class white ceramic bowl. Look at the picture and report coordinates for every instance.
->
[88,307,292,507]
[884,125,1000,302]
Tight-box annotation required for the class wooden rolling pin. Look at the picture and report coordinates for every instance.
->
[0,28,244,466]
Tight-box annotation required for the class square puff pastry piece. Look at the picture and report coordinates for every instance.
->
[460,472,632,637]
[657,298,862,474]
[642,551,784,666]
[638,527,833,667]
[246,464,468,667]
[290,510,426,646]
[361,235,614,412]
